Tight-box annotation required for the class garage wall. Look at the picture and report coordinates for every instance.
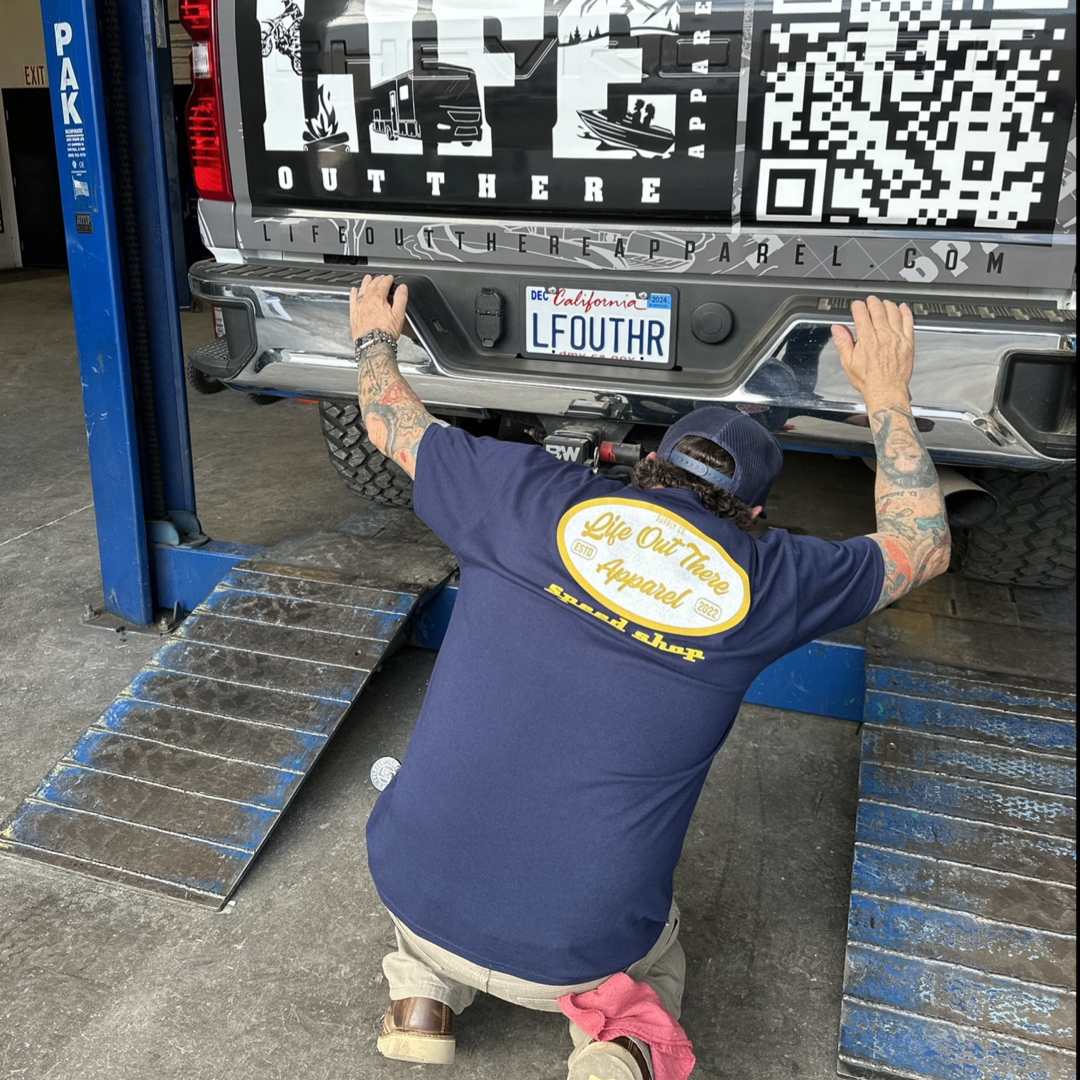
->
[0,0,47,89]
[0,0,48,268]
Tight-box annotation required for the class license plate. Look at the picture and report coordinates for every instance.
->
[524,286,675,367]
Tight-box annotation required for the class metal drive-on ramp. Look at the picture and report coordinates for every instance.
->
[0,510,455,908]
[839,580,1076,1080]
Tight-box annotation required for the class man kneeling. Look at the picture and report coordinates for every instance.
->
[349,277,949,1079]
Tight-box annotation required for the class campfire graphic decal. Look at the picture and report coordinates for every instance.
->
[304,85,350,152]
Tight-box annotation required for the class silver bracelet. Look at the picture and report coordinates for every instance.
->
[354,329,398,360]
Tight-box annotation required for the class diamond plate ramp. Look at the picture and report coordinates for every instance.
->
[840,578,1077,1080]
[0,511,455,908]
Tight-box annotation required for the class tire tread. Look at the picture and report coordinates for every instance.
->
[318,400,414,507]
[958,469,1076,589]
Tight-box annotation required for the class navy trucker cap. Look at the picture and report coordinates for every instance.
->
[657,406,784,508]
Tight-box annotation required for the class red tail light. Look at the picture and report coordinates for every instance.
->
[178,0,212,33]
[180,1,232,201]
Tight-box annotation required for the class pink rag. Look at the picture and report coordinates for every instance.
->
[557,972,696,1080]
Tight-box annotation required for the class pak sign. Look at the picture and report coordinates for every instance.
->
[52,21,92,213]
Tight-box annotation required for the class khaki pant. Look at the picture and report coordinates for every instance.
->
[382,902,685,1056]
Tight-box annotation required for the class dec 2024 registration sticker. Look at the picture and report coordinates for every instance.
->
[550,498,750,661]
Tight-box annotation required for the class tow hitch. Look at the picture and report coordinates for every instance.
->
[542,428,643,471]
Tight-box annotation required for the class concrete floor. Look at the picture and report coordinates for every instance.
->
[0,272,881,1080]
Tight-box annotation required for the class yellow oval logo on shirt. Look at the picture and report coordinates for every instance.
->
[556,497,751,637]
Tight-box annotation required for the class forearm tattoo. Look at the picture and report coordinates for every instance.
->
[356,341,435,474]
[867,406,951,610]
[871,408,940,489]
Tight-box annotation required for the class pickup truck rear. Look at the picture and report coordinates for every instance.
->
[181,0,1077,587]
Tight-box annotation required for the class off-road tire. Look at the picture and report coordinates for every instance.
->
[955,469,1076,589]
[248,392,282,406]
[319,400,414,507]
[186,359,224,395]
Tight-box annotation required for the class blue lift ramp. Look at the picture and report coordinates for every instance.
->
[839,580,1076,1080]
[0,512,455,908]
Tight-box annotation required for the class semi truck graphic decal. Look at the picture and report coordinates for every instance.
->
[369,64,484,151]
[240,0,1074,229]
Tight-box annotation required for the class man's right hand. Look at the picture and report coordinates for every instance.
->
[830,296,914,406]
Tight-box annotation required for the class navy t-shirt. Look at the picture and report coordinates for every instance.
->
[366,425,883,984]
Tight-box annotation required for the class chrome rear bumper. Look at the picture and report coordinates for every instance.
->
[189,259,1075,470]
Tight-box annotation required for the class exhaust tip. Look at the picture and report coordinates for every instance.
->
[864,459,1001,528]
[944,487,999,529]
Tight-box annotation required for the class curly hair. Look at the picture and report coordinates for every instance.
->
[631,435,757,532]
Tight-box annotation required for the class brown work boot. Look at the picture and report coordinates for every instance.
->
[568,1035,653,1080]
[376,996,455,1065]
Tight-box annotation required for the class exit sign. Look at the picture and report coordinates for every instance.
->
[24,65,47,86]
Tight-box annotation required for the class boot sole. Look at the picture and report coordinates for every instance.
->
[567,1041,646,1080]
[377,1031,456,1065]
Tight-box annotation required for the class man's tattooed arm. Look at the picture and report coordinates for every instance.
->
[865,404,951,611]
[356,340,436,479]
[831,297,950,612]
[348,274,436,479]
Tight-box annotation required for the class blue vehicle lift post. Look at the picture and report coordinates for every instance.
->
[41,0,257,628]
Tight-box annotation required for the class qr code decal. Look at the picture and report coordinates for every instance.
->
[748,0,1075,231]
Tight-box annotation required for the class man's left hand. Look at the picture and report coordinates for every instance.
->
[351,273,409,343]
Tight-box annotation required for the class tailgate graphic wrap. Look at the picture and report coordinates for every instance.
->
[238,0,738,214]
[235,0,1075,235]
